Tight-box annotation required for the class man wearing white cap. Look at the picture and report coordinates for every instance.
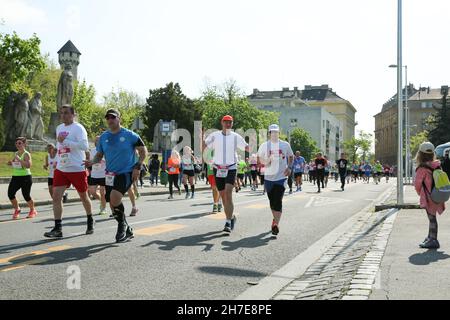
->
[257,124,294,236]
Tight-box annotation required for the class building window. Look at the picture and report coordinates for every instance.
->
[290,119,298,127]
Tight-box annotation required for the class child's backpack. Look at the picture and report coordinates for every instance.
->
[418,165,450,204]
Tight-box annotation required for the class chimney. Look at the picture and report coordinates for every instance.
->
[253,88,259,95]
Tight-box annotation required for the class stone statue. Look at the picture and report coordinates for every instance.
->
[29,92,45,140]
[56,68,74,111]
[2,91,18,142]
[14,93,30,138]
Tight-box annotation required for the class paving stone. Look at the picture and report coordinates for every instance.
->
[346,289,371,296]
[349,284,373,290]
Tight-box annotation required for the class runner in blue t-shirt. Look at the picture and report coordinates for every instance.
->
[364,162,372,184]
[85,109,148,243]
[292,151,306,192]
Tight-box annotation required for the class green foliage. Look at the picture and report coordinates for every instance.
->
[0,32,45,105]
[198,85,279,131]
[103,87,144,129]
[73,80,105,139]
[428,96,450,146]
[143,82,197,142]
[344,130,373,163]
[410,130,429,157]
[289,128,320,162]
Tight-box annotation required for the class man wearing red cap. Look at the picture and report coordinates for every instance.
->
[204,115,249,233]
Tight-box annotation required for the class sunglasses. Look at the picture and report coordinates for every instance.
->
[16,142,23,145]
[105,115,117,120]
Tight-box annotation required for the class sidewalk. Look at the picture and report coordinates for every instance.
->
[0,181,211,210]
[370,190,450,300]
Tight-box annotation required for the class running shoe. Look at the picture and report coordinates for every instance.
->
[191,193,195,199]
[26,210,37,219]
[86,218,95,235]
[12,209,21,220]
[126,226,134,240]
[168,195,174,200]
[135,193,141,200]
[130,208,139,217]
[178,189,182,196]
[218,203,223,212]
[420,238,440,249]
[44,228,63,239]
[289,189,293,195]
[99,208,108,216]
[213,204,218,213]
[116,222,128,243]
[185,192,190,199]
[272,221,279,236]
[63,193,69,203]
[223,222,232,233]
[230,215,237,230]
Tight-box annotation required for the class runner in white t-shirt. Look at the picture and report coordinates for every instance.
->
[44,105,94,239]
[44,144,57,199]
[258,124,294,236]
[87,136,107,215]
[204,115,249,233]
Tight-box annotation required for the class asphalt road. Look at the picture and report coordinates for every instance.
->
[0,178,394,300]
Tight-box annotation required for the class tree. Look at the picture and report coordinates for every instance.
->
[0,32,45,105]
[198,84,279,131]
[289,128,320,162]
[0,32,45,148]
[343,131,373,163]
[410,130,429,157]
[73,80,105,139]
[143,82,197,143]
[103,88,144,129]
[428,92,450,146]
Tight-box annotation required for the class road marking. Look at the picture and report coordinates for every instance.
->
[305,196,352,208]
[0,246,72,272]
[134,224,187,236]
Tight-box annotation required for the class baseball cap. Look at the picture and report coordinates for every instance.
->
[419,142,435,154]
[222,115,234,122]
[269,124,280,132]
[105,109,121,118]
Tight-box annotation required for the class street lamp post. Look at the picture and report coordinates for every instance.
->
[396,0,404,205]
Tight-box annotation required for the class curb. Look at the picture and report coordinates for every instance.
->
[0,186,211,210]
[374,204,421,212]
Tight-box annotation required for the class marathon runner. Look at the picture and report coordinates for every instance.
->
[44,105,93,238]
[314,153,327,193]
[336,153,349,191]
[167,150,182,199]
[257,124,294,236]
[85,109,147,243]
[293,151,306,192]
[373,161,383,185]
[44,143,57,199]
[7,137,37,220]
[87,136,107,215]
[204,115,249,233]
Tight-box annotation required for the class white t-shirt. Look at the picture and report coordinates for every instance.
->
[89,148,106,179]
[204,131,248,170]
[257,140,294,182]
[48,154,57,178]
[56,122,89,173]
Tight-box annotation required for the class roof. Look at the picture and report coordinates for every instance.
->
[57,40,81,55]
[248,85,345,102]
[409,88,444,101]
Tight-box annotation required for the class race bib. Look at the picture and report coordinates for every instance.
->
[12,161,22,169]
[295,164,302,169]
[59,147,71,168]
[317,164,324,170]
[216,169,228,178]
[169,167,176,173]
[340,162,346,169]
[106,172,116,187]
[93,163,102,171]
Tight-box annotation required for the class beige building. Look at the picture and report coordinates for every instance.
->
[248,85,357,142]
[374,86,444,165]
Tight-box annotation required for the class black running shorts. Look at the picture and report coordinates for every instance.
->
[105,172,133,203]
[213,169,237,192]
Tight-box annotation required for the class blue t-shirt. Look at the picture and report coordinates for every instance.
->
[97,128,141,174]
[364,164,372,173]
[293,156,306,173]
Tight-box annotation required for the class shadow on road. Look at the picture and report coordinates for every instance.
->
[167,212,211,221]
[409,250,450,266]
[0,243,118,271]
[141,231,228,252]
[221,232,274,251]
[197,266,266,278]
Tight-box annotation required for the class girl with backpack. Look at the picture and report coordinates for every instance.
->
[415,142,446,249]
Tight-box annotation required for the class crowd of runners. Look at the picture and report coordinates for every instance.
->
[5,108,399,242]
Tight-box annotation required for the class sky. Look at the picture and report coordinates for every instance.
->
[1,0,449,138]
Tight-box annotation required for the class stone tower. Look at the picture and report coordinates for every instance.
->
[57,40,81,79]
